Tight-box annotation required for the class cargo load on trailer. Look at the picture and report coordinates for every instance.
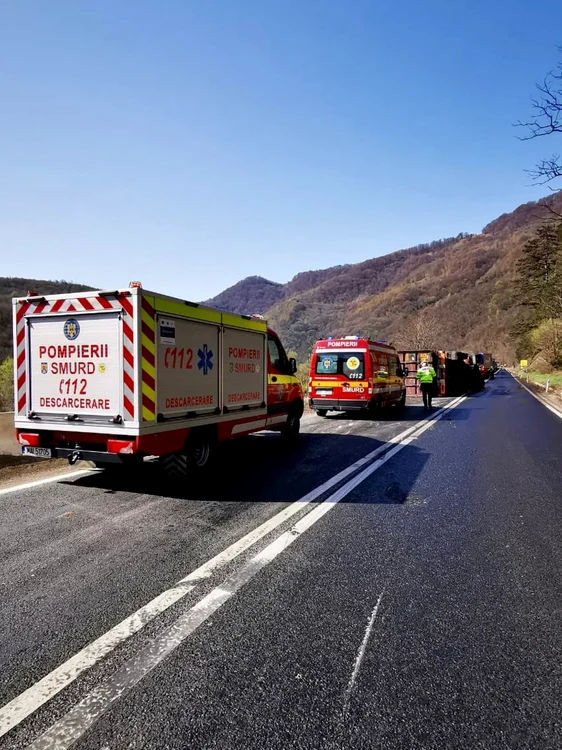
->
[308,337,407,417]
[13,283,303,476]
[398,350,445,399]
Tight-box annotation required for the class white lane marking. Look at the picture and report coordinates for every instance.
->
[0,398,466,739]
[0,469,95,497]
[0,500,309,738]
[1,412,445,742]
[343,590,385,715]
[509,372,562,420]
[24,394,467,750]
[0,428,400,738]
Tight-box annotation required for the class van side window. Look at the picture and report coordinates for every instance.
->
[268,336,289,372]
[388,356,397,376]
[374,352,388,377]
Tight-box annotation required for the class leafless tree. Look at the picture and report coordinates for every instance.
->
[393,308,443,350]
[517,51,562,187]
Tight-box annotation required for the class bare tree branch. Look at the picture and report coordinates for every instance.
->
[393,308,443,350]
[525,156,562,184]
[516,56,562,185]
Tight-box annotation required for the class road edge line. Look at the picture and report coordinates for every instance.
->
[509,371,562,420]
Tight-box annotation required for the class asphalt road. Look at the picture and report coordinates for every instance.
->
[1,372,561,749]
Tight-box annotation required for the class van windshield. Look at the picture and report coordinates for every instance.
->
[315,352,365,380]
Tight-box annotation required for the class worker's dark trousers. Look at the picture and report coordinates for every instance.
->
[420,382,433,408]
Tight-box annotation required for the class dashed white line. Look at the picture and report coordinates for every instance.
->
[343,589,385,715]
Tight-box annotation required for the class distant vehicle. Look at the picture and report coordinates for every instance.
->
[476,352,494,379]
[308,337,407,417]
[13,283,304,477]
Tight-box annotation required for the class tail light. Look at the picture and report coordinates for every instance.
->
[18,432,41,447]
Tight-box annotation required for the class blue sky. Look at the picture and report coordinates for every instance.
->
[1,0,561,300]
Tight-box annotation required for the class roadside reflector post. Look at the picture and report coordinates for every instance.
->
[546,379,550,393]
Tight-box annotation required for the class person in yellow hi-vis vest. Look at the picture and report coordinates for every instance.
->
[416,361,437,409]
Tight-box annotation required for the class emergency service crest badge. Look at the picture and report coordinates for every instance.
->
[41,362,48,374]
[63,318,80,341]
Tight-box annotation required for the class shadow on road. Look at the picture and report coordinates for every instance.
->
[318,400,471,423]
[61,430,430,507]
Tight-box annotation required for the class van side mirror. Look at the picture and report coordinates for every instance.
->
[402,367,409,378]
[289,357,297,374]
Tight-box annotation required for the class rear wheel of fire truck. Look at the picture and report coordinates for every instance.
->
[161,429,215,483]
[185,428,215,471]
[316,409,328,418]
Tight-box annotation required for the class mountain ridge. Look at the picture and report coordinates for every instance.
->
[2,193,561,365]
[205,193,562,361]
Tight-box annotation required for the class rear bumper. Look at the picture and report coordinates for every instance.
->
[54,448,136,464]
[310,398,369,411]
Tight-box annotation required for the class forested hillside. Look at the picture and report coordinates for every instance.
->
[207,193,562,362]
[3,192,562,368]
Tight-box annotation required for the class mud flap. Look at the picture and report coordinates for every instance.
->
[161,452,188,479]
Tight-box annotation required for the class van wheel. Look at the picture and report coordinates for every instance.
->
[281,414,300,444]
[316,409,328,417]
[368,398,382,419]
[396,390,406,410]
[185,431,214,470]
[161,433,215,482]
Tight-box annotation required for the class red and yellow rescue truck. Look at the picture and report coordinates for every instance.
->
[13,283,303,476]
[308,337,407,417]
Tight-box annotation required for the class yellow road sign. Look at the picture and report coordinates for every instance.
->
[520,359,528,367]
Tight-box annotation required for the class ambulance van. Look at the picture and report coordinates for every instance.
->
[308,337,407,417]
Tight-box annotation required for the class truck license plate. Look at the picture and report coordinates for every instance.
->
[316,389,332,396]
[22,446,51,458]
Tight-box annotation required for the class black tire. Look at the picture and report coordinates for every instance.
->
[281,414,300,444]
[368,397,382,419]
[396,390,406,410]
[185,432,214,471]
[316,409,328,418]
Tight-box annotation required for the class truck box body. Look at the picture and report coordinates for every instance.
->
[13,286,303,463]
